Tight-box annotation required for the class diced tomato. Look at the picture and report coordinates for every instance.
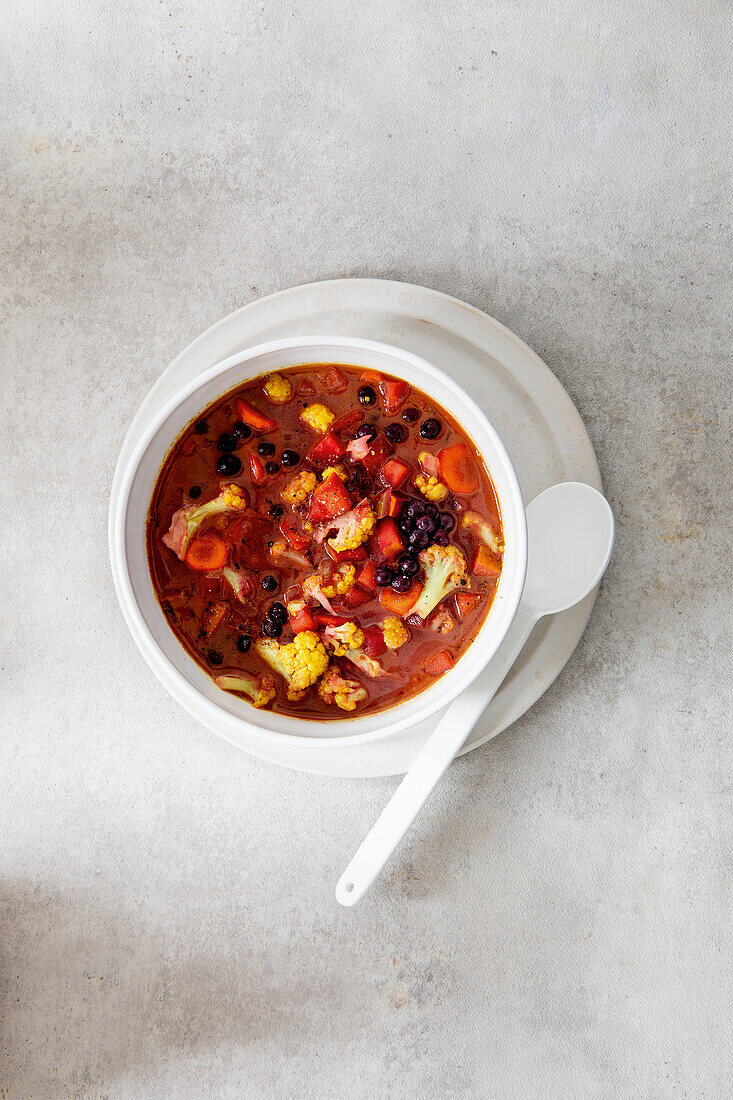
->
[362,625,387,658]
[234,398,277,433]
[331,409,362,436]
[342,586,372,610]
[316,366,349,394]
[307,430,347,467]
[423,650,455,676]
[455,592,483,618]
[379,457,411,489]
[325,543,367,563]
[307,472,353,523]
[374,517,404,562]
[438,443,478,494]
[279,514,311,553]
[360,434,395,476]
[378,379,411,415]
[380,581,422,615]
[356,559,378,591]
[314,612,350,627]
[248,451,266,485]
[471,545,502,578]
[289,607,318,633]
[185,534,228,571]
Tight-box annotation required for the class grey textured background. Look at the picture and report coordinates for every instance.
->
[2,2,731,1097]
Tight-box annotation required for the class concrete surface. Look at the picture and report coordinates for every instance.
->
[1,2,731,1097]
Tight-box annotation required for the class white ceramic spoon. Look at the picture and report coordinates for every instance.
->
[335,482,615,907]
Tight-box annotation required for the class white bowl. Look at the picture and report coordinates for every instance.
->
[109,337,527,749]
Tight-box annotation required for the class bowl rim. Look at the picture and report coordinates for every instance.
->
[109,335,527,749]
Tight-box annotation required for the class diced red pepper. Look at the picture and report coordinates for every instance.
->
[248,451,266,485]
[331,409,362,436]
[374,517,404,562]
[307,430,347,467]
[234,398,277,433]
[360,369,382,384]
[325,543,367,563]
[375,488,406,519]
[439,443,479,495]
[356,559,378,591]
[289,607,318,633]
[360,434,395,476]
[378,379,411,415]
[314,612,351,627]
[471,545,502,578]
[362,625,387,658]
[379,581,422,616]
[342,586,372,610]
[379,457,412,489]
[315,366,349,394]
[423,650,455,676]
[307,472,353,523]
[279,514,311,553]
[455,592,483,618]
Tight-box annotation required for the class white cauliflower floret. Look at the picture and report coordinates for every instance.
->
[411,545,469,620]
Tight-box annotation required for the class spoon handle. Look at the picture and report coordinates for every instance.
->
[335,605,538,906]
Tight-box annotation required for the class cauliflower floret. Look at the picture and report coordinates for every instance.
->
[429,606,456,634]
[321,465,347,481]
[255,630,328,701]
[300,402,335,433]
[322,621,365,656]
[269,539,311,570]
[222,566,255,605]
[382,616,409,649]
[318,665,368,712]
[162,483,247,560]
[214,672,277,709]
[281,470,318,505]
[411,545,469,620]
[460,510,504,557]
[343,648,387,679]
[316,500,376,552]
[415,473,449,503]
[302,565,356,612]
[263,372,293,405]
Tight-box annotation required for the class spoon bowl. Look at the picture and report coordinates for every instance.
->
[523,481,615,616]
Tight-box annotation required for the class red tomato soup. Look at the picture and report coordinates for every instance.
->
[147,364,504,719]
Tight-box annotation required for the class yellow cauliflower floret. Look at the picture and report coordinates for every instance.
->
[323,621,365,656]
[214,672,277,709]
[318,666,368,712]
[415,474,449,502]
[281,470,318,505]
[263,372,293,404]
[301,402,335,433]
[326,505,376,552]
[303,564,356,599]
[322,465,347,481]
[221,484,247,509]
[255,631,328,701]
[382,617,409,650]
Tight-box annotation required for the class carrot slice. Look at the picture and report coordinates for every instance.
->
[438,443,478,495]
[379,581,422,615]
[185,534,228,571]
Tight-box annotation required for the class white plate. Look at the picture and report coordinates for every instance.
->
[110,279,601,777]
